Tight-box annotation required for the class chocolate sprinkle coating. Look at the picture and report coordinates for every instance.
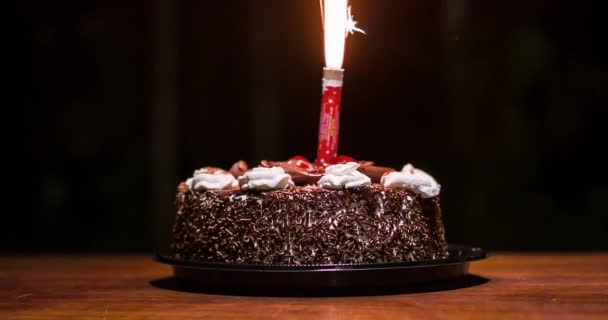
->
[173,185,448,265]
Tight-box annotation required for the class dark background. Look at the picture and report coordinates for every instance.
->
[7,0,608,252]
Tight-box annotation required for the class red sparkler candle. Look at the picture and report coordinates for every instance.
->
[316,68,344,166]
[316,0,364,166]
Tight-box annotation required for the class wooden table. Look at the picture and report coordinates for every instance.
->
[1,254,607,319]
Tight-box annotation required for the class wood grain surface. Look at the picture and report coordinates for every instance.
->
[1,254,607,319]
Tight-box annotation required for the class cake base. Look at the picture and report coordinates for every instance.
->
[173,185,448,265]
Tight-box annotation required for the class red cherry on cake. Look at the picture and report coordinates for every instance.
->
[335,155,357,164]
[288,155,314,170]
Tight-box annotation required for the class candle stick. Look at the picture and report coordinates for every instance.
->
[316,67,344,166]
[316,0,364,166]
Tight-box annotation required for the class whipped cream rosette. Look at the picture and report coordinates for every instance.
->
[238,167,295,191]
[186,168,239,191]
[381,164,441,198]
[318,162,371,189]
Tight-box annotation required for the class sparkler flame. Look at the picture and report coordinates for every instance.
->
[321,0,365,69]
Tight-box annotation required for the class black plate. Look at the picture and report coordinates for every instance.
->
[154,244,486,292]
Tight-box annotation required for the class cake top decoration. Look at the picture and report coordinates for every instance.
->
[229,160,249,178]
[260,158,324,186]
[238,167,295,191]
[187,167,239,191]
[381,164,441,198]
[357,161,396,183]
[318,162,371,189]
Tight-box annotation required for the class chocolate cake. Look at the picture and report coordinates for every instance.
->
[172,158,448,265]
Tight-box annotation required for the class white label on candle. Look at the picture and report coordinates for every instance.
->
[322,79,343,92]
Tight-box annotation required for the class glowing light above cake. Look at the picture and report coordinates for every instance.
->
[323,0,348,69]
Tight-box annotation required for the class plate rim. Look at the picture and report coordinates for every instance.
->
[154,244,486,272]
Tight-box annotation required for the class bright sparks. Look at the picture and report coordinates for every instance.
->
[323,0,364,70]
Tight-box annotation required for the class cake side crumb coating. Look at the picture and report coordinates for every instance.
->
[173,185,448,265]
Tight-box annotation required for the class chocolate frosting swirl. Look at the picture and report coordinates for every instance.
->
[260,160,325,186]
[229,161,249,178]
[357,161,396,183]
